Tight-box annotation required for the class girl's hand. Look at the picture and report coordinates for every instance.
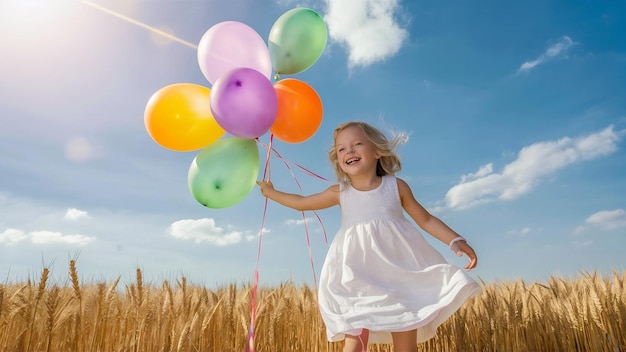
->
[256,180,274,197]
[453,240,478,270]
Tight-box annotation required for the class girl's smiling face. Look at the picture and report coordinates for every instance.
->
[335,126,380,178]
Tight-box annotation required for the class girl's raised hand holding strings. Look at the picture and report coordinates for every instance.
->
[256,180,275,198]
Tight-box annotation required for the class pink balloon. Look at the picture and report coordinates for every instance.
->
[210,68,278,139]
[197,21,273,85]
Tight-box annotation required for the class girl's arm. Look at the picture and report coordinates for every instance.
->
[256,180,340,211]
[397,178,478,270]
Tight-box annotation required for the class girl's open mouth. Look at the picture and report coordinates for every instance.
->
[346,157,360,165]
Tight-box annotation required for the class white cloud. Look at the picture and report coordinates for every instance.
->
[167,218,242,246]
[0,228,94,245]
[285,218,314,226]
[325,0,409,68]
[245,227,271,242]
[0,228,28,245]
[517,36,574,73]
[445,126,622,210]
[30,231,95,245]
[460,163,493,183]
[585,209,626,231]
[65,208,90,221]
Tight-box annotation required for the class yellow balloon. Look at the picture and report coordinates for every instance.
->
[144,83,225,151]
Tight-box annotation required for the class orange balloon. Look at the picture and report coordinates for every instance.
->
[144,83,225,151]
[270,78,323,143]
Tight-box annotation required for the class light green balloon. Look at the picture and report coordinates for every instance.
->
[188,138,260,209]
[268,7,327,75]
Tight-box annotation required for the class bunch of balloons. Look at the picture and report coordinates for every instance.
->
[144,8,327,209]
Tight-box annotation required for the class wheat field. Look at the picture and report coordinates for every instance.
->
[0,260,624,352]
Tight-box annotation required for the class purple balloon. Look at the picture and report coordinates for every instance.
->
[210,67,278,139]
[197,21,273,85]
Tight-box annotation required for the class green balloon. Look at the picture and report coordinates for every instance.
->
[268,7,327,75]
[188,138,260,209]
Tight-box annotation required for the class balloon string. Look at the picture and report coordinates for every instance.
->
[274,148,329,244]
[268,145,331,183]
[247,136,273,352]
[246,196,268,352]
[249,135,332,350]
[261,134,273,181]
[256,138,330,244]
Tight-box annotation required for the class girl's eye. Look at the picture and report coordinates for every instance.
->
[338,148,344,152]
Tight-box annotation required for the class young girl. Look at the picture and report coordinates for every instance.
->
[257,121,481,352]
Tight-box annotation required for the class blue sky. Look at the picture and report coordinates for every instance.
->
[1,0,625,288]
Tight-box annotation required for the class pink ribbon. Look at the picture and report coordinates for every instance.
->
[246,135,330,351]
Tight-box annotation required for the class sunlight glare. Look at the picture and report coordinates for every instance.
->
[0,0,71,30]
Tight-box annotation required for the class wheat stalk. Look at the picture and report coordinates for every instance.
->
[44,285,60,352]
[1,261,625,351]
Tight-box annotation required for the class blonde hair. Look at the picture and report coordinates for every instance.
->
[328,121,404,184]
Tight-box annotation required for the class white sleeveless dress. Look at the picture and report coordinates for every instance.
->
[318,175,482,344]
